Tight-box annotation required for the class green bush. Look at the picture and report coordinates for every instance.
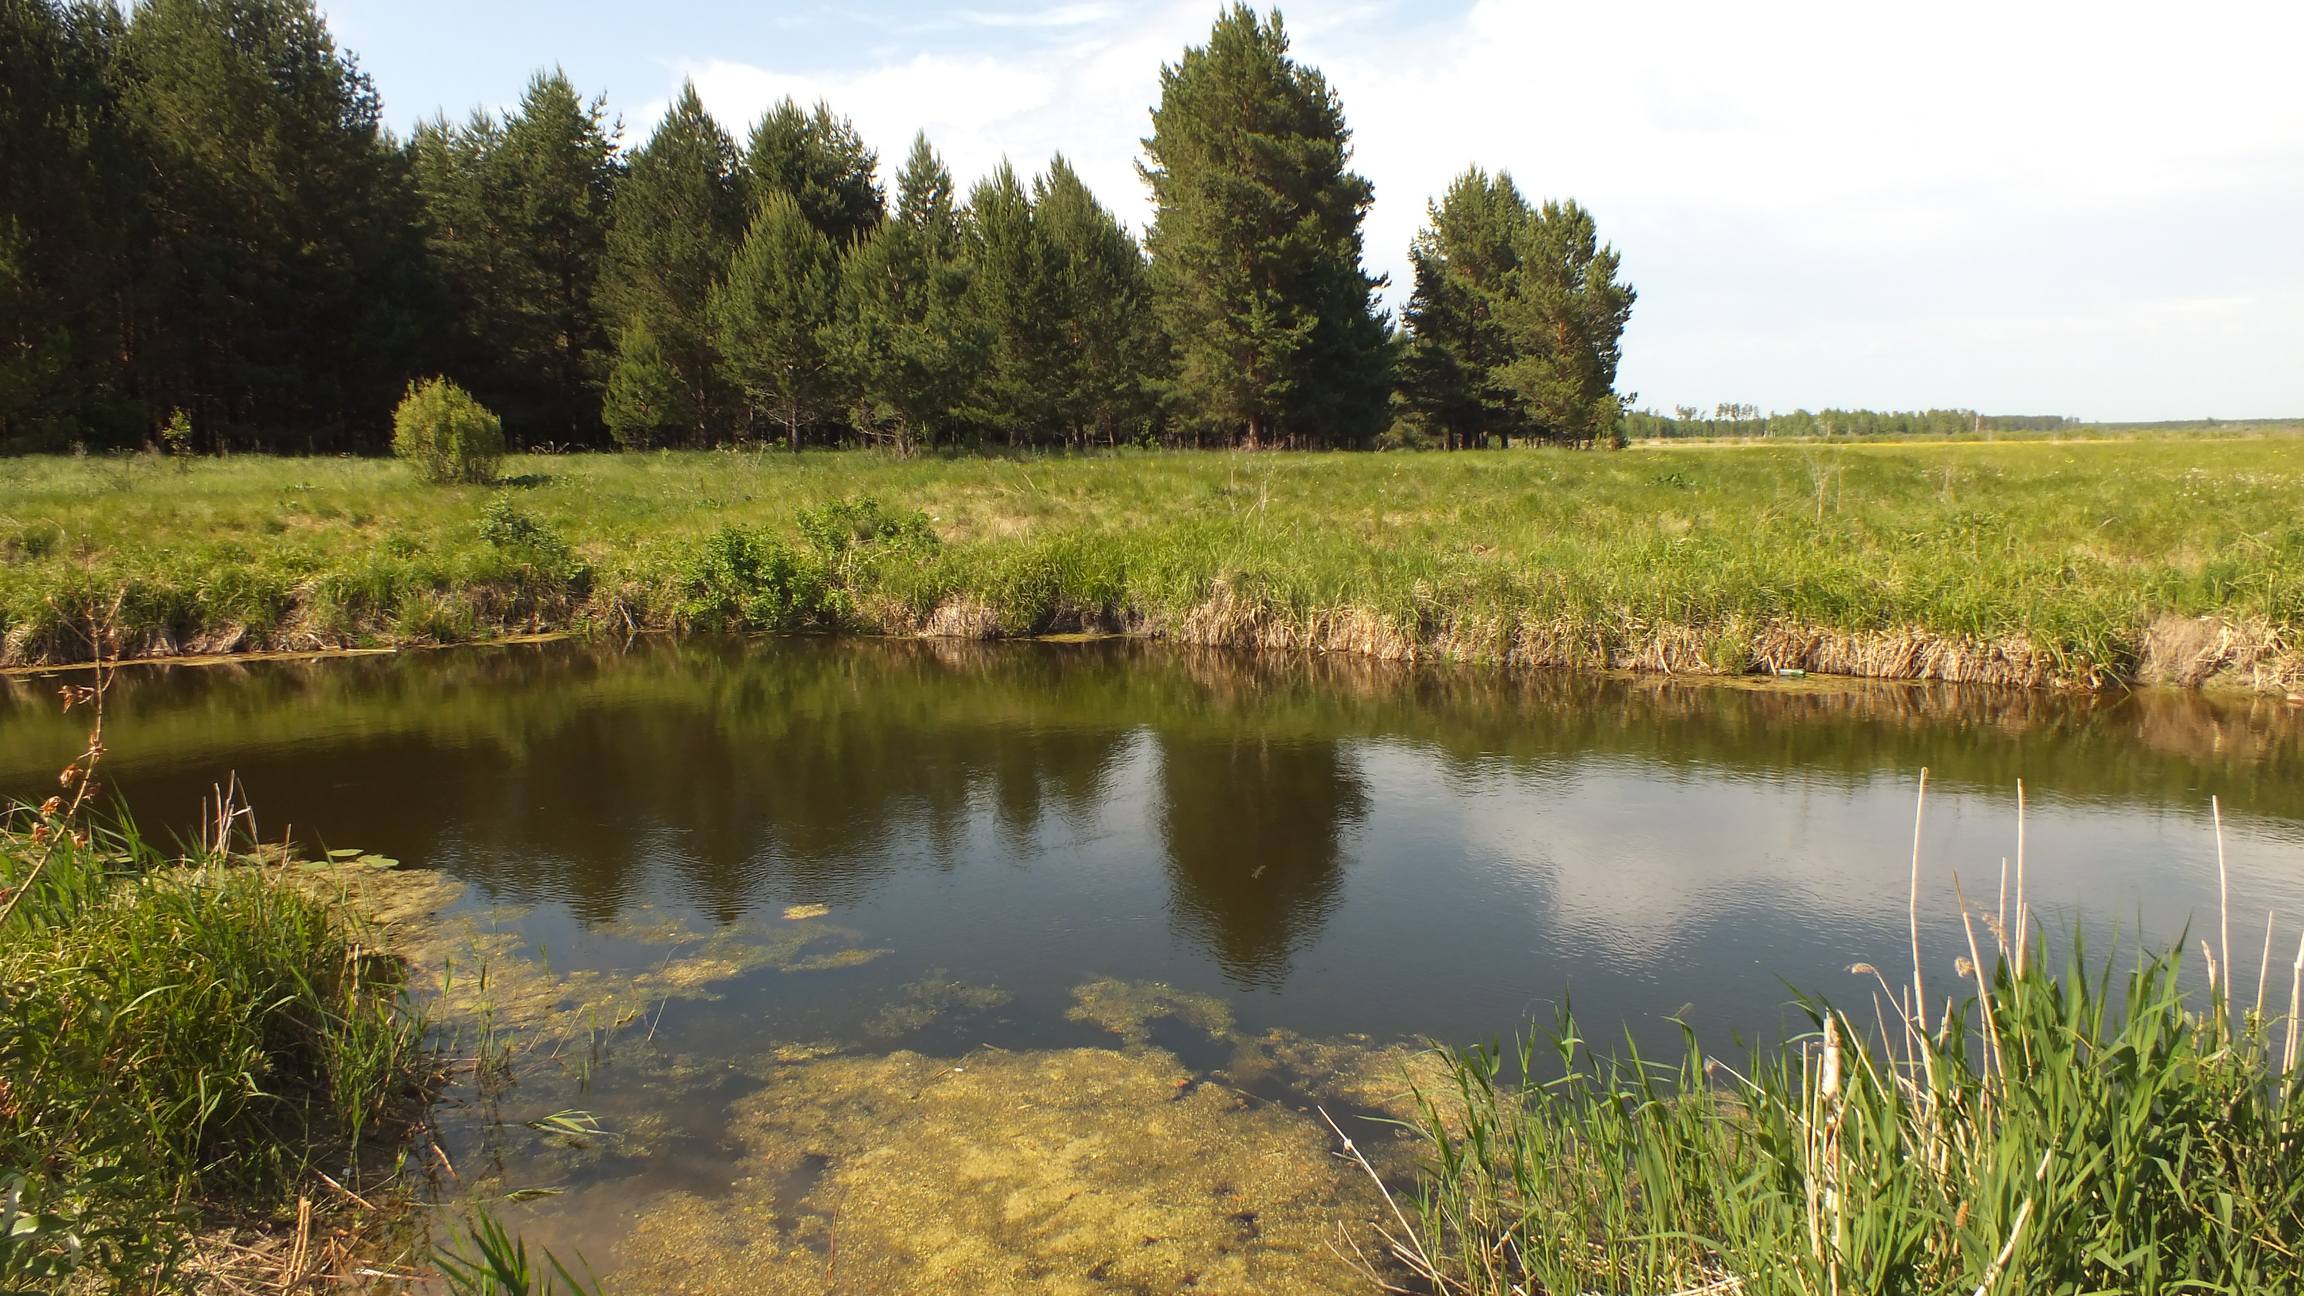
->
[795,495,937,558]
[674,526,831,630]
[392,378,504,485]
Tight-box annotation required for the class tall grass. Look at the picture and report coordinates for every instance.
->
[3,440,2301,689]
[0,797,427,1288]
[1373,787,2304,1294]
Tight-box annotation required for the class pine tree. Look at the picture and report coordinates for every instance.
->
[839,134,976,453]
[495,69,619,444]
[1400,167,1535,450]
[115,0,429,449]
[409,110,516,413]
[1140,4,1389,448]
[741,97,882,248]
[1031,155,1151,446]
[602,315,692,448]
[963,160,1052,445]
[0,0,138,448]
[710,191,842,451]
[1494,199,1635,448]
[601,82,742,444]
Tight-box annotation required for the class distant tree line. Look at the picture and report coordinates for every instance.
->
[0,0,1634,456]
[1620,407,2077,440]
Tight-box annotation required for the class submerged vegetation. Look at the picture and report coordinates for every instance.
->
[4,439,2303,691]
[1386,797,2304,1295]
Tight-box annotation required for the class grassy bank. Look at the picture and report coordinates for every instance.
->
[0,826,431,1291]
[4,439,2302,690]
[0,680,435,1293]
[1385,824,2304,1294]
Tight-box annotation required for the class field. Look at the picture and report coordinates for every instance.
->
[3,438,2301,690]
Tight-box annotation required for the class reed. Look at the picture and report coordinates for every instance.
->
[1374,786,2304,1295]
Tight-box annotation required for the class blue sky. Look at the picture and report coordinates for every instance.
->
[319,0,2304,421]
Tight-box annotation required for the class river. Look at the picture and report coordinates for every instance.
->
[4,637,2298,1292]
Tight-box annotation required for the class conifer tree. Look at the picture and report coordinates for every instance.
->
[601,81,741,444]
[0,0,137,448]
[1400,167,1534,450]
[839,134,976,453]
[1494,200,1635,448]
[741,98,883,247]
[1031,155,1151,446]
[1140,4,1389,448]
[711,192,842,451]
[601,316,691,448]
[963,161,1052,445]
[495,69,619,443]
[409,110,516,411]
[115,0,429,449]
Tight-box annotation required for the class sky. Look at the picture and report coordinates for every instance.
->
[316,0,2304,421]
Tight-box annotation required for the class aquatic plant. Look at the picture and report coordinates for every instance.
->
[1374,782,2304,1294]
[437,1209,604,1296]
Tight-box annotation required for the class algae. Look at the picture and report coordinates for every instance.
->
[1064,977,1234,1047]
[614,1045,1392,1295]
[865,973,1013,1038]
[299,861,891,1039]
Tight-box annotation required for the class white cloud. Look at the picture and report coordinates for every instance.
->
[951,4,1125,31]
[626,0,2304,419]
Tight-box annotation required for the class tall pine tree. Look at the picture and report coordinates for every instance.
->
[1401,177,1634,450]
[1032,155,1152,447]
[115,0,430,449]
[1140,4,1389,449]
[963,161,1053,445]
[711,191,842,451]
[1400,167,1534,449]
[0,0,138,448]
[600,81,741,446]
[409,110,516,419]
[839,133,976,453]
[494,69,619,444]
[741,98,882,248]
[1494,200,1635,448]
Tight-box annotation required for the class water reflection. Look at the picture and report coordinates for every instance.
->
[2,636,2302,1042]
[1157,733,1364,985]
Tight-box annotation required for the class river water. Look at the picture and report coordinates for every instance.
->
[4,638,2300,1291]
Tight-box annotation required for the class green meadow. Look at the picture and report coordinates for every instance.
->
[4,437,2301,690]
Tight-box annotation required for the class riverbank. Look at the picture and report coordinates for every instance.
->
[4,440,2300,691]
[0,815,436,1289]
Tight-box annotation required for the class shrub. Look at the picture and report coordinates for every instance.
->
[794,495,937,558]
[674,526,831,630]
[392,378,504,485]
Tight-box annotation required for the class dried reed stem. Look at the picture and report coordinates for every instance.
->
[2213,796,2231,1024]
[2255,911,2276,1023]
[2013,781,2029,976]
[2286,933,2304,1078]
[1909,769,1931,1035]
[1954,875,2003,1087]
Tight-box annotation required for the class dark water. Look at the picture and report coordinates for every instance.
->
[4,637,2302,1280]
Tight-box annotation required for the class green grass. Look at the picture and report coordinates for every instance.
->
[3,439,2302,689]
[1390,907,2304,1294]
[0,804,428,1290]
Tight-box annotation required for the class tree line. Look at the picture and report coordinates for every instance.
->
[1620,407,2078,440]
[0,0,1635,456]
